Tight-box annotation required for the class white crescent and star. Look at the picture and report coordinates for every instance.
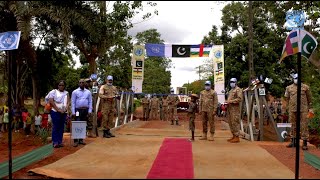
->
[281,131,287,139]
[177,47,186,55]
[303,42,311,54]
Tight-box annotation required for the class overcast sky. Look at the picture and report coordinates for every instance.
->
[128,1,228,91]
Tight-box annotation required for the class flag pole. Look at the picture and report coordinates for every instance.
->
[6,50,13,179]
[295,52,302,179]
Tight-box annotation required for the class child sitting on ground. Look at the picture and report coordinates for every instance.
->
[187,94,199,141]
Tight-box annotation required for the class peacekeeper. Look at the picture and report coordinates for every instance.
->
[98,75,118,138]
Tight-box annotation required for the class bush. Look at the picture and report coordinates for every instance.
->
[308,103,320,135]
[36,127,51,144]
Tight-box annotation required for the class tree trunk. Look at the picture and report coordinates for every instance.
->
[88,55,97,74]
[31,74,39,115]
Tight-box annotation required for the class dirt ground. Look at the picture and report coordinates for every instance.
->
[1,107,320,179]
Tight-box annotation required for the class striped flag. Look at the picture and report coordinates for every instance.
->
[190,44,212,57]
[279,30,300,63]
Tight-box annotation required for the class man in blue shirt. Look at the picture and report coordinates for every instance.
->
[71,79,93,147]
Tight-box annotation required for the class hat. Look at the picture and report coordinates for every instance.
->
[230,78,237,82]
[190,93,199,99]
[292,73,298,79]
[107,75,113,80]
[205,81,211,85]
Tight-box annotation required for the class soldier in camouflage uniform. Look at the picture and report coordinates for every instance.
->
[284,73,312,150]
[84,78,96,138]
[187,94,199,141]
[168,88,180,125]
[226,78,243,143]
[199,81,218,141]
[161,95,169,121]
[98,75,118,138]
[141,94,150,121]
[150,94,160,120]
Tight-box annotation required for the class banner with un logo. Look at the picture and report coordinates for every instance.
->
[0,31,21,51]
[209,45,225,103]
[132,45,145,93]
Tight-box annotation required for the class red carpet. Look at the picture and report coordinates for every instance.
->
[146,138,194,179]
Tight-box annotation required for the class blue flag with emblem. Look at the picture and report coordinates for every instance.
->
[0,31,21,51]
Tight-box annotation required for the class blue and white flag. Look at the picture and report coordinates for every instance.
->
[145,43,172,57]
[0,31,21,51]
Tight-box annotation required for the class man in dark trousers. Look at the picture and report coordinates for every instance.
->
[71,79,93,147]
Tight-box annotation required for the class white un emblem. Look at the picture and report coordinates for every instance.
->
[151,47,160,53]
[0,33,16,48]
[134,48,143,56]
[285,10,305,30]
[215,50,222,59]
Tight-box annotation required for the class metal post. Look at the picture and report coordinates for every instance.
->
[295,52,302,179]
[6,50,12,179]
[124,92,130,124]
[130,93,134,122]
[115,91,123,128]
[92,88,98,136]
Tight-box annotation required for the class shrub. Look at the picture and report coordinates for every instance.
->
[36,127,51,144]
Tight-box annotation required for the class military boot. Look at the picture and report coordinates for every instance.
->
[189,131,195,141]
[199,132,207,140]
[208,133,214,141]
[175,120,179,125]
[229,136,240,143]
[286,138,296,148]
[79,139,86,145]
[108,129,115,137]
[302,140,308,150]
[227,134,235,142]
[103,130,111,138]
[171,120,174,125]
[73,139,79,147]
[88,130,97,138]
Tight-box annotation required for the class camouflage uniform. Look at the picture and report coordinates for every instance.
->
[161,96,169,121]
[284,83,312,140]
[199,89,218,139]
[150,96,160,120]
[187,101,197,131]
[226,86,243,138]
[141,97,150,121]
[168,94,180,125]
[98,84,118,130]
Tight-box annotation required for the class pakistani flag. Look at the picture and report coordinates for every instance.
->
[299,29,318,60]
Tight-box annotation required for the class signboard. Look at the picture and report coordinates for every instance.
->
[210,45,225,103]
[0,31,21,51]
[71,121,87,139]
[92,85,98,94]
[90,74,98,81]
[258,88,266,96]
[277,123,291,142]
[132,44,145,92]
[284,10,305,31]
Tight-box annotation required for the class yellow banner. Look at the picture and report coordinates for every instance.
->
[132,45,145,80]
[210,45,225,103]
[132,45,145,92]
